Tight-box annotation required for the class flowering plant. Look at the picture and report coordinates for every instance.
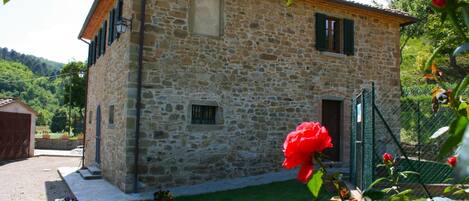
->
[357,153,420,200]
[282,122,352,200]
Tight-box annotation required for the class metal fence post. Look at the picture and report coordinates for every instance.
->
[417,101,421,162]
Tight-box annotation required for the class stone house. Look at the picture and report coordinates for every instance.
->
[78,0,416,193]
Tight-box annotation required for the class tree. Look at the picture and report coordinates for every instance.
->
[60,61,86,109]
[391,0,468,71]
[50,109,67,133]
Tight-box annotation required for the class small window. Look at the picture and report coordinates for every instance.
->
[109,105,115,125]
[325,17,341,53]
[191,105,217,124]
[88,111,93,124]
[191,0,223,36]
[315,13,354,55]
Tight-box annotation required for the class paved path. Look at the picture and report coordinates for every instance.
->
[35,149,83,157]
[0,156,81,201]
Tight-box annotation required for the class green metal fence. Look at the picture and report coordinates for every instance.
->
[351,83,467,200]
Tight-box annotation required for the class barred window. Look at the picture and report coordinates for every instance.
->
[191,105,217,124]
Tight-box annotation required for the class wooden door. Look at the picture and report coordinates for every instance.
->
[322,100,342,161]
[0,112,31,160]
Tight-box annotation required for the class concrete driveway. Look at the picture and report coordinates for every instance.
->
[0,156,80,201]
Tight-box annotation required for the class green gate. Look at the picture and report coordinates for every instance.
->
[350,83,442,199]
[350,87,374,190]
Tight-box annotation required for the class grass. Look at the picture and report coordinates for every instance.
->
[145,180,335,201]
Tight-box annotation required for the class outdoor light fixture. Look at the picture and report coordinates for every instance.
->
[79,70,85,78]
[116,17,132,34]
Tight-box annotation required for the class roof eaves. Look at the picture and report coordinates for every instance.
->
[78,0,100,40]
[331,0,418,26]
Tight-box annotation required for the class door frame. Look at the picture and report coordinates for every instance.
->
[321,97,344,162]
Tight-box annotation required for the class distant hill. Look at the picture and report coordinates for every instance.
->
[0,59,62,125]
[0,47,63,76]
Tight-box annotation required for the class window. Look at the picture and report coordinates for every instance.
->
[109,105,115,125]
[315,13,354,55]
[88,111,93,124]
[191,0,223,36]
[191,105,217,124]
[325,17,341,53]
[108,9,116,45]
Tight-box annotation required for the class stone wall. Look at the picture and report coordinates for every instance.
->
[84,0,135,192]
[130,0,402,189]
[35,138,83,150]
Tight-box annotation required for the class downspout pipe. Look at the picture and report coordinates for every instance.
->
[79,38,90,169]
[134,0,146,193]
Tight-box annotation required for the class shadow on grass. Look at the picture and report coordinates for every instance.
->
[45,180,76,201]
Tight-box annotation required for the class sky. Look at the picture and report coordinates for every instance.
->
[0,0,389,64]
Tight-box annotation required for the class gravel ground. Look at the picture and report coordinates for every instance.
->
[0,156,81,201]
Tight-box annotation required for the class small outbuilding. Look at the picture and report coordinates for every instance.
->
[0,98,37,160]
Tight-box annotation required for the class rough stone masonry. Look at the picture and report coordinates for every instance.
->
[84,0,409,193]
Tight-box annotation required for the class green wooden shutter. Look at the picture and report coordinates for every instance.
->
[108,10,114,45]
[91,40,95,65]
[97,30,102,57]
[93,37,97,62]
[87,43,92,67]
[315,13,327,51]
[102,21,107,54]
[343,19,355,56]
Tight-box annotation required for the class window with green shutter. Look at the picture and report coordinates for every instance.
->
[343,19,355,56]
[315,13,354,55]
[108,9,115,45]
[93,37,97,63]
[97,29,102,57]
[102,21,107,55]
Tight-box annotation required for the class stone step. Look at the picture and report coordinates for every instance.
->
[78,169,102,180]
[87,165,102,175]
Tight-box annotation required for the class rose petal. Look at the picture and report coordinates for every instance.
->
[297,162,314,183]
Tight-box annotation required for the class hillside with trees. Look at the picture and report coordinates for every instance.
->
[0,47,64,76]
[0,58,86,134]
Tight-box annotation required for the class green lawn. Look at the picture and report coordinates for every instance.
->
[151,180,335,201]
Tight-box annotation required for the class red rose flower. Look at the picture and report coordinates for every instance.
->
[383,153,393,164]
[432,0,446,8]
[282,122,333,183]
[447,156,457,167]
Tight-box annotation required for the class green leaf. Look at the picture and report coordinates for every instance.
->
[3,0,9,4]
[459,102,468,111]
[444,186,455,194]
[425,46,443,70]
[285,0,294,6]
[383,187,394,193]
[462,5,469,29]
[399,171,419,179]
[389,189,413,201]
[369,177,389,188]
[439,116,469,158]
[443,178,454,183]
[453,75,469,99]
[453,43,469,57]
[307,170,324,198]
[453,189,465,195]
[363,188,386,200]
